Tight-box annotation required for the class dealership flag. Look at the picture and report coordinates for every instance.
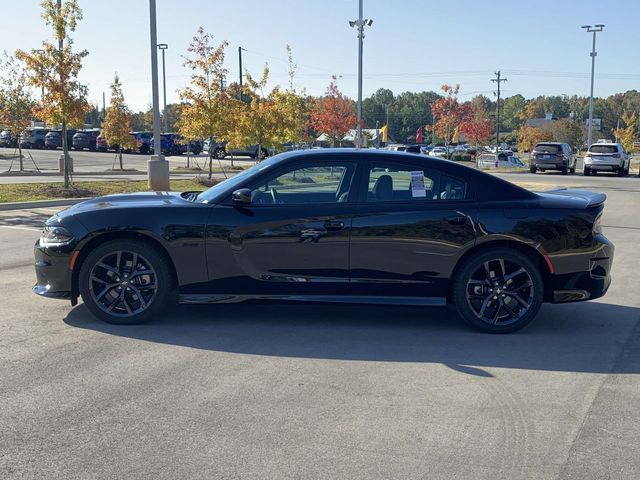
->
[416,126,423,143]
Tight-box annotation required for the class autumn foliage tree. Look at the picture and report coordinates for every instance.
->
[0,53,35,171]
[178,27,236,177]
[517,125,554,152]
[102,74,135,170]
[431,84,472,148]
[16,0,89,188]
[612,111,638,153]
[459,99,493,147]
[309,77,356,147]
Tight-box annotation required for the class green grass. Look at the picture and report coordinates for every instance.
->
[0,179,213,203]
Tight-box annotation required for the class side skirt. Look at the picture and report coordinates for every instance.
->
[178,294,447,307]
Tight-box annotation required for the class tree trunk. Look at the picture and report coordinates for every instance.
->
[208,135,213,180]
[118,145,123,170]
[18,143,24,172]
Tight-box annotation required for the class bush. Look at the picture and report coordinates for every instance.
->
[450,152,472,162]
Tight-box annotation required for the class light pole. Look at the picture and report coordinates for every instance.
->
[147,0,169,190]
[157,43,168,133]
[581,24,604,148]
[349,0,372,149]
[238,46,246,101]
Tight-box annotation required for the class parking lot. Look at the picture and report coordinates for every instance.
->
[1,175,639,479]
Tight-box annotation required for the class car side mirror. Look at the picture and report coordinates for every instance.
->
[572,147,577,154]
[232,188,252,204]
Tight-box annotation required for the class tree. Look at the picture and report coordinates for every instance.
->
[102,74,135,170]
[459,100,493,147]
[16,0,89,188]
[0,53,36,171]
[518,125,553,152]
[178,27,236,178]
[612,111,638,152]
[431,84,472,147]
[543,118,585,148]
[309,77,356,147]
[501,94,526,131]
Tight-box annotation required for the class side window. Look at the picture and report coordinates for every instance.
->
[439,175,467,200]
[250,163,354,205]
[366,164,438,202]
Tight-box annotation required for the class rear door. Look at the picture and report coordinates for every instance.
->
[349,159,477,299]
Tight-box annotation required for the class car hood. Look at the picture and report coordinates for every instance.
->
[535,188,606,209]
[56,191,191,219]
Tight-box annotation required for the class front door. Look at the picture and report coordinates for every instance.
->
[349,160,477,299]
[204,160,357,296]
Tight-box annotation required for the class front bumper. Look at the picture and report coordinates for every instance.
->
[33,239,75,302]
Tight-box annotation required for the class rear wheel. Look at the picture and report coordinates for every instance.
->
[139,144,150,155]
[561,167,568,175]
[618,166,625,176]
[583,167,591,176]
[452,248,544,333]
[529,167,536,174]
[214,148,226,159]
[79,239,173,325]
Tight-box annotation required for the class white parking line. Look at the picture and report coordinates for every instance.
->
[0,225,41,232]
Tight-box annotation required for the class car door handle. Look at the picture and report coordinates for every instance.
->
[324,221,345,231]
[446,215,467,226]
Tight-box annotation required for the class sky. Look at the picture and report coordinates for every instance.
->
[2,0,639,112]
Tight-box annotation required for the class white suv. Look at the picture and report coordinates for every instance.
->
[584,142,630,176]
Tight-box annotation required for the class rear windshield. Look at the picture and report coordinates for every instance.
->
[534,144,561,153]
[590,145,618,154]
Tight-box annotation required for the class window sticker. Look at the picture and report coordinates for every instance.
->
[410,171,426,197]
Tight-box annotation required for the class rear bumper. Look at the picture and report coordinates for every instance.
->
[548,236,614,303]
[532,160,566,170]
[585,163,621,171]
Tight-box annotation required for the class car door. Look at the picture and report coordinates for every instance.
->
[349,159,477,300]
[204,159,358,296]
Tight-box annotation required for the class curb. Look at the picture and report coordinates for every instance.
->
[0,197,91,211]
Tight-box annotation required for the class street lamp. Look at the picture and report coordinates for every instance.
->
[147,0,169,191]
[349,0,373,149]
[581,24,605,148]
[157,43,168,133]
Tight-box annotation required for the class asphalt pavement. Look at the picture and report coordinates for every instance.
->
[0,177,639,479]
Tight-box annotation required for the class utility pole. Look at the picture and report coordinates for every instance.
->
[238,46,246,101]
[491,70,507,147]
[349,0,372,149]
[158,43,169,132]
[147,0,169,190]
[582,24,604,148]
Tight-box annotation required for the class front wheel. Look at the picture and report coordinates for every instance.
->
[79,239,174,325]
[214,148,226,159]
[451,248,544,333]
[529,167,536,174]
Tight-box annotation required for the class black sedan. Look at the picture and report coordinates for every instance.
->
[33,149,614,333]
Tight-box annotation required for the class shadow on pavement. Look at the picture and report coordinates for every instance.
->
[64,300,640,375]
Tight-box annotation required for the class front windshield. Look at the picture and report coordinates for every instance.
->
[197,155,282,203]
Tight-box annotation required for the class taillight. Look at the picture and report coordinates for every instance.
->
[612,153,621,158]
[593,215,603,236]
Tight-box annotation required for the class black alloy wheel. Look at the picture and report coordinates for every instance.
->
[215,148,226,159]
[79,240,173,324]
[452,248,543,333]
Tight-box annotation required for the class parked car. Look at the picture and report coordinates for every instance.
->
[95,135,109,152]
[150,133,202,156]
[33,149,613,333]
[0,129,17,148]
[202,137,228,159]
[430,146,448,158]
[72,129,101,151]
[530,142,576,175]
[477,152,527,169]
[44,129,76,150]
[583,142,631,176]
[128,131,153,154]
[203,139,271,159]
[19,128,50,149]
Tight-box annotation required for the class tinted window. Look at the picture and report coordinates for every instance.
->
[250,163,354,205]
[534,144,562,153]
[590,145,619,154]
[365,164,468,202]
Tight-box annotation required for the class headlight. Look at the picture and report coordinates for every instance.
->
[40,225,74,246]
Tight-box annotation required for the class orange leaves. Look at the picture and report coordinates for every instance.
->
[309,78,356,146]
[431,84,471,144]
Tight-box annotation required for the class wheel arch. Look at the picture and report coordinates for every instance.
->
[71,231,178,305]
[449,239,553,301]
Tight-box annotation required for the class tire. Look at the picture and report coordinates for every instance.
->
[529,167,536,174]
[171,145,181,156]
[214,148,226,159]
[139,144,150,155]
[35,140,45,149]
[617,166,625,176]
[79,239,174,325]
[561,167,568,175]
[451,248,544,333]
[584,167,591,176]
[255,148,268,160]
[539,169,545,172]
